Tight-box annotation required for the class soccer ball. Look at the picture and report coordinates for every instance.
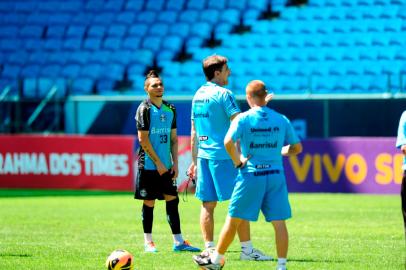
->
[106,249,134,270]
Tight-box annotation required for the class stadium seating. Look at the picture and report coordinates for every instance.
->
[0,0,405,97]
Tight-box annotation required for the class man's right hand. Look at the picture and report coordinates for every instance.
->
[156,162,168,176]
[187,163,197,180]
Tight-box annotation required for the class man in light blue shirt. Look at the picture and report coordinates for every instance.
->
[188,55,271,261]
[396,110,406,236]
[194,80,302,270]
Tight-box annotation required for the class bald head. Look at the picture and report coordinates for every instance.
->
[246,80,267,106]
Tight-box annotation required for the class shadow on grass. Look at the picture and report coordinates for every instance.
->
[0,189,132,198]
[0,253,32,258]
[227,250,345,263]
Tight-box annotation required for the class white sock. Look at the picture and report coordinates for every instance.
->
[277,258,287,268]
[240,240,253,254]
[211,250,224,264]
[144,233,153,243]
[173,234,184,245]
[205,241,215,249]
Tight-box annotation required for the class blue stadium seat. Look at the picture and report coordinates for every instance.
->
[28,52,48,65]
[132,49,154,66]
[228,0,246,9]
[342,49,359,61]
[244,9,261,25]
[359,48,378,60]
[156,10,178,23]
[179,61,201,77]
[220,9,240,24]
[190,22,212,38]
[20,26,44,38]
[62,64,81,78]
[128,23,149,37]
[371,33,390,46]
[395,49,406,60]
[351,76,369,92]
[87,25,106,38]
[87,51,110,65]
[6,52,28,65]
[27,11,50,24]
[97,79,116,93]
[66,25,86,38]
[384,18,402,32]
[72,78,94,95]
[363,61,381,75]
[115,12,136,25]
[186,0,206,10]
[368,76,388,92]
[381,60,402,75]
[346,63,363,75]
[48,13,72,25]
[377,48,396,60]
[136,11,157,23]
[142,36,161,52]
[103,37,122,50]
[109,51,132,65]
[332,76,351,91]
[313,76,336,93]
[104,1,125,13]
[21,64,41,78]
[156,50,176,62]
[72,12,93,25]
[100,64,124,80]
[124,0,145,11]
[354,33,372,46]
[80,64,102,79]
[200,9,221,24]
[44,39,63,51]
[93,12,115,25]
[83,37,102,50]
[60,1,83,12]
[162,36,183,52]
[166,0,186,10]
[67,51,90,65]
[107,24,127,37]
[2,65,21,79]
[47,26,66,38]
[381,6,399,18]
[329,62,347,76]
[0,25,18,38]
[47,52,68,65]
[122,37,141,50]
[178,10,199,23]
[128,63,145,77]
[63,38,82,51]
[247,0,267,10]
[145,0,165,10]
[168,22,190,38]
[148,23,169,36]
[40,64,62,78]
[208,0,226,8]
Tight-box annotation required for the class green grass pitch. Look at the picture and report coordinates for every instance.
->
[0,189,404,270]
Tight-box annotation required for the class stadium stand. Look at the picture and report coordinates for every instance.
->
[0,0,405,97]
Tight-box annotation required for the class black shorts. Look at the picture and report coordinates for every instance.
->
[134,169,178,200]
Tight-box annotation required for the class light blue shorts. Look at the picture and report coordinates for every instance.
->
[228,170,291,222]
[195,158,237,202]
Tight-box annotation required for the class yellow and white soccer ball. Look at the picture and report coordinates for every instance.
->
[106,249,134,270]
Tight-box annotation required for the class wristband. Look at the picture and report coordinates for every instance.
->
[235,162,243,168]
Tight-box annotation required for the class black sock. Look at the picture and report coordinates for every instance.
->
[166,197,181,234]
[142,204,154,234]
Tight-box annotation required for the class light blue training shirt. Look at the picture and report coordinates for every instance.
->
[227,106,300,172]
[396,110,406,170]
[191,82,241,160]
